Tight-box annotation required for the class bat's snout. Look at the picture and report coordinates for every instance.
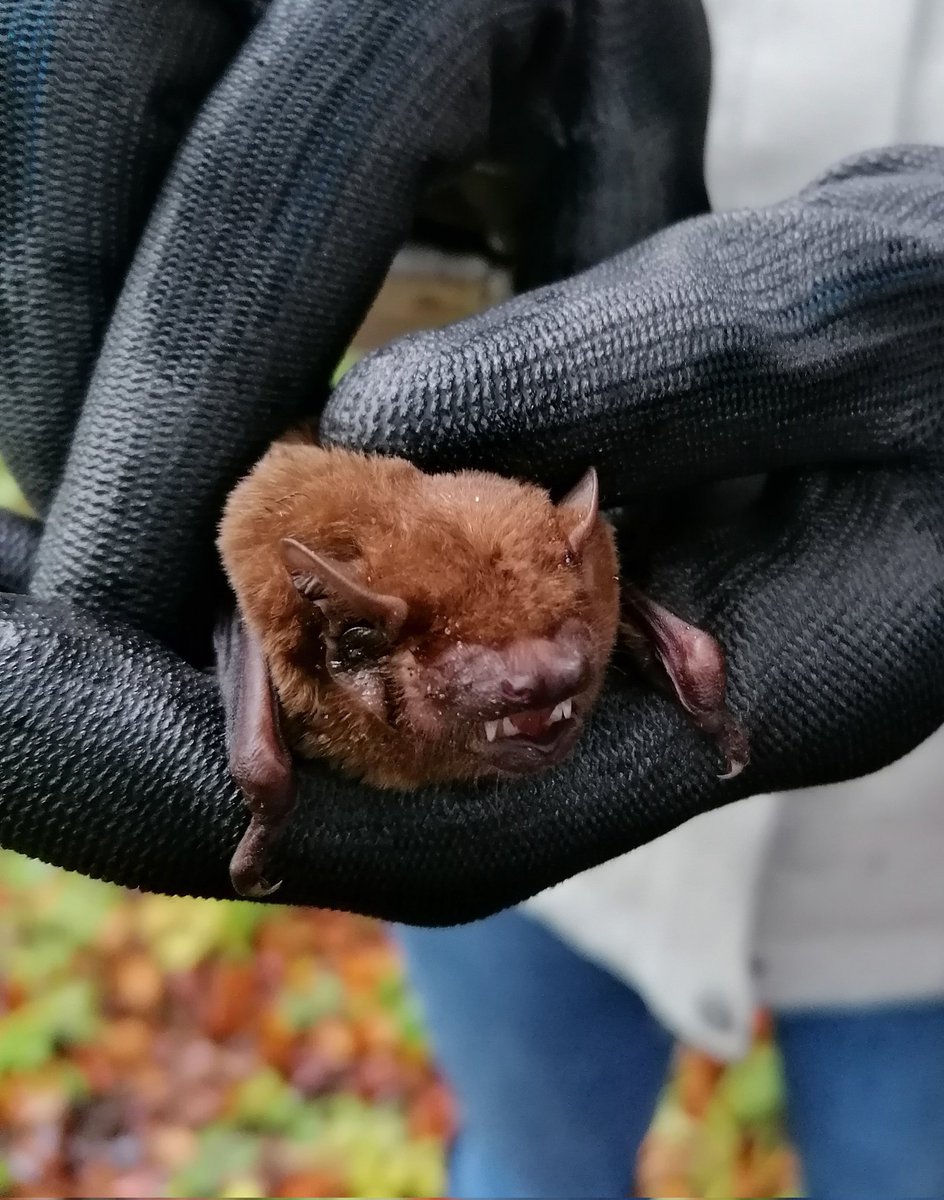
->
[402,618,602,776]
[497,641,591,714]
[431,621,593,715]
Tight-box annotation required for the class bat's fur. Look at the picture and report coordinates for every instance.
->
[219,439,621,789]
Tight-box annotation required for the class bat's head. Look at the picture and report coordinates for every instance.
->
[219,443,620,788]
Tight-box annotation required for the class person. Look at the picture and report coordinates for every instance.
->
[0,1,943,1192]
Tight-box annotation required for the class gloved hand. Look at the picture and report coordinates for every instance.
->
[1,0,942,923]
[9,0,709,644]
[322,142,944,871]
[0,0,713,920]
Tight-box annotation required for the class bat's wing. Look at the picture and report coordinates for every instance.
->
[621,585,749,779]
[214,608,296,897]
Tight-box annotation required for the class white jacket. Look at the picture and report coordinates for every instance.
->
[525,0,944,1061]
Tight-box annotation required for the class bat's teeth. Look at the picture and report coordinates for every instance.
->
[548,698,574,725]
[489,701,576,742]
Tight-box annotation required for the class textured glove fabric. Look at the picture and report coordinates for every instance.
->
[23,0,710,658]
[324,147,944,494]
[0,0,257,514]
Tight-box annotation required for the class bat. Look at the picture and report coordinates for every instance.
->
[217,437,748,898]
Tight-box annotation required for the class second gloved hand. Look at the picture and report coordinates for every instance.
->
[6,147,941,923]
[319,142,944,885]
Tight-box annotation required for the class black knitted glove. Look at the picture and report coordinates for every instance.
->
[14,0,709,652]
[1,0,941,922]
[320,143,944,907]
[0,0,714,919]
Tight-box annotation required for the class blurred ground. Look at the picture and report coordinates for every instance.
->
[0,853,454,1198]
[0,850,797,1199]
[0,256,799,1198]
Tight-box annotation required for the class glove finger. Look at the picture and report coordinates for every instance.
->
[30,0,713,657]
[323,146,944,501]
[506,0,710,288]
[27,0,555,651]
[0,0,256,511]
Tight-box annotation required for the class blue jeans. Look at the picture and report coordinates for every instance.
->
[396,911,944,1199]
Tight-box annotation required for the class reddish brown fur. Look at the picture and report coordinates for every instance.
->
[218,441,620,788]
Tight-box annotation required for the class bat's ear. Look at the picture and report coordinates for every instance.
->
[280,538,407,635]
[558,467,599,555]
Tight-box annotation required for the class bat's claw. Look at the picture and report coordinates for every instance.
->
[239,876,283,900]
[715,713,750,781]
[229,858,284,900]
[229,814,288,901]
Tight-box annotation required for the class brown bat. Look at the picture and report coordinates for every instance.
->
[217,438,748,898]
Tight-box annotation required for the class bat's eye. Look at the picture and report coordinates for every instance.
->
[333,623,389,669]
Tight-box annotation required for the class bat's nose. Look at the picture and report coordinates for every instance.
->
[499,640,591,711]
[419,620,598,729]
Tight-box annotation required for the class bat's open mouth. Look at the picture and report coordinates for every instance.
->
[479,696,583,773]
[483,697,574,743]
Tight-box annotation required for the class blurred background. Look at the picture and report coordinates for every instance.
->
[0,848,795,1198]
[0,256,798,1199]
